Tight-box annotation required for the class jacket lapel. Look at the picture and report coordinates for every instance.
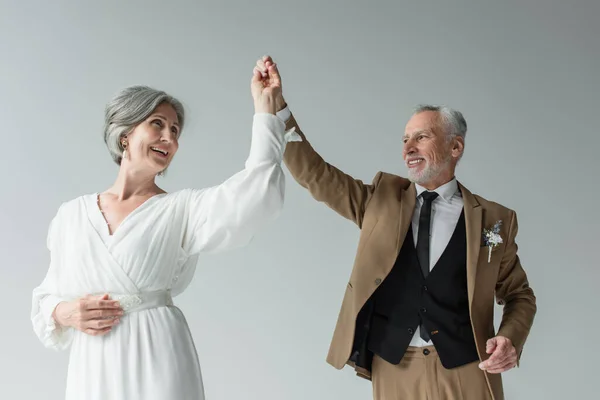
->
[459,182,482,310]
[395,183,416,258]
[372,182,416,280]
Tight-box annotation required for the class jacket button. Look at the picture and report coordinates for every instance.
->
[408,328,414,335]
[420,307,427,313]
[375,278,382,285]
[423,349,430,356]
[422,285,428,291]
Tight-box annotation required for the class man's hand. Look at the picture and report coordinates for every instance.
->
[254,55,286,112]
[478,336,518,374]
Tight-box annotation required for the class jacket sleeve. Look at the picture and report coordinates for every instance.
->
[282,113,382,228]
[495,209,537,363]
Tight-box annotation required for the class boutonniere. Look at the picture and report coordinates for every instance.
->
[482,220,503,263]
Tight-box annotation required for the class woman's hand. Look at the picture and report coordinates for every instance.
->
[53,294,123,336]
[251,55,282,115]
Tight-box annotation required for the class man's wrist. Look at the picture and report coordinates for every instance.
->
[276,96,287,113]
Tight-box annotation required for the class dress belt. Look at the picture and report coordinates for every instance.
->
[110,290,173,313]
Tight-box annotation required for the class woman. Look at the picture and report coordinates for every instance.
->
[31,62,297,399]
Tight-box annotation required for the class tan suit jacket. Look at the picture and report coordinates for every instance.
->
[282,114,536,400]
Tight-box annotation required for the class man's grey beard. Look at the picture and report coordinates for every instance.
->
[407,155,452,185]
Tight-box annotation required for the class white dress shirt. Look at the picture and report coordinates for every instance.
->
[276,105,292,123]
[276,106,464,347]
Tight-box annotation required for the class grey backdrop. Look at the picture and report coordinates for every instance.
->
[1,1,598,399]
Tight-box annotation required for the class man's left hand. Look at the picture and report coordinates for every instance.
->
[478,336,518,374]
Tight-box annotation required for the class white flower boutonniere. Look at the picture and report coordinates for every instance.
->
[482,220,503,263]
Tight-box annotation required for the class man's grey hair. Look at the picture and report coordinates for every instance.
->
[103,85,185,166]
[413,104,467,141]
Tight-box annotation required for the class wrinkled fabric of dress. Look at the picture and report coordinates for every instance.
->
[31,113,300,400]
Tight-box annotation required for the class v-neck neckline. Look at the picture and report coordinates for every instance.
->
[94,192,167,239]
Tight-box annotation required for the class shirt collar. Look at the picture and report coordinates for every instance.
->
[415,178,460,203]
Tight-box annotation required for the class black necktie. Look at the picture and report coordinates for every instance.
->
[417,191,438,341]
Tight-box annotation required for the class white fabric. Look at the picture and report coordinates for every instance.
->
[410,178,464,347]
[111,290,173,313]
[31,113,299,400]
[275,105,291,123]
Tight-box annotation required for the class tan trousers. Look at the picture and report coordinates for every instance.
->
[372,346,493,400]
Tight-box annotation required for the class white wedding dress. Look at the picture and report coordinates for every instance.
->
[31,113,299,400]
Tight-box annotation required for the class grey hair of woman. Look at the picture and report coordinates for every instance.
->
[103,86,185,171]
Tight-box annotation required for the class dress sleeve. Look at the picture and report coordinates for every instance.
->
[181,113,300,255]
[31,206,74,350]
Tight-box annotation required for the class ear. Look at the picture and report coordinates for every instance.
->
[452,136,464,159]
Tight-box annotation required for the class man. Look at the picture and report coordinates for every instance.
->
[253,56,536,400]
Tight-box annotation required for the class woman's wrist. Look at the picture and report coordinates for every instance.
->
[254,98,277,115]
[52,301,67,327]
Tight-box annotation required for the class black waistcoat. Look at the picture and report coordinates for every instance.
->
[365,210,479,369]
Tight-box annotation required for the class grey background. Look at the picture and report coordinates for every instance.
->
[1,1,598,399]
